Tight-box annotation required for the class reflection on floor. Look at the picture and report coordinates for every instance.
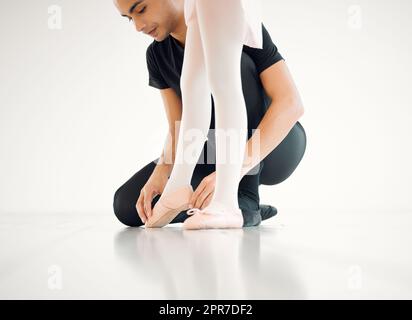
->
[0,211,411,299]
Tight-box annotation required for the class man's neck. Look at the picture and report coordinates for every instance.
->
[170,10,187,49]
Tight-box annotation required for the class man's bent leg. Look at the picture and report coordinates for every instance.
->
[260,121,307,186]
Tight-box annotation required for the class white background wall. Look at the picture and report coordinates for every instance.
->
[1,0,411,216]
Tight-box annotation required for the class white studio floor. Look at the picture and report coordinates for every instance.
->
[1,210,411,300]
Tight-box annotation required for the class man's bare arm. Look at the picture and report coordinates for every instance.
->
[151,88,182,178]
[241,60,305,178]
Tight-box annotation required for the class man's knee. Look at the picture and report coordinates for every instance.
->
[113,187,144,227]
[260,121,307,185]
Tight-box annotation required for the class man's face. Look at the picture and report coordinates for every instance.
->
[113,0,175,41]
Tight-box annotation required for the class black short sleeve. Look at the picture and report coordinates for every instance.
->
[243,23,284,75]
[146,44,170,89]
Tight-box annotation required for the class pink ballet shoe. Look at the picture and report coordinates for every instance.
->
[183,202,244,230]
[145,185,194,228]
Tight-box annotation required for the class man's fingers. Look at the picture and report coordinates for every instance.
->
[190,181,206,207]
[144,191,154,218]
[194,186,212,209]
[136,193,147,223]
[200,192,213,209]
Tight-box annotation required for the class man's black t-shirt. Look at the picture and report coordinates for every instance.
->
[145,23,284,135]
[146,23,283,92]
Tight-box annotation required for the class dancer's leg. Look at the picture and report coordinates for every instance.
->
[159,11,211,198]
[195,0,248,211]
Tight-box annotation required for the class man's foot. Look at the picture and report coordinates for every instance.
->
[242,204,278,227]
[259,204,278,222]
[241,208,261,227]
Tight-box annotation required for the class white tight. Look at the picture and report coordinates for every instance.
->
[162,0,248,210]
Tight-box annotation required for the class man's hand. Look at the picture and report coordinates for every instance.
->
[136,172,168,223]
[190,171,216,209]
